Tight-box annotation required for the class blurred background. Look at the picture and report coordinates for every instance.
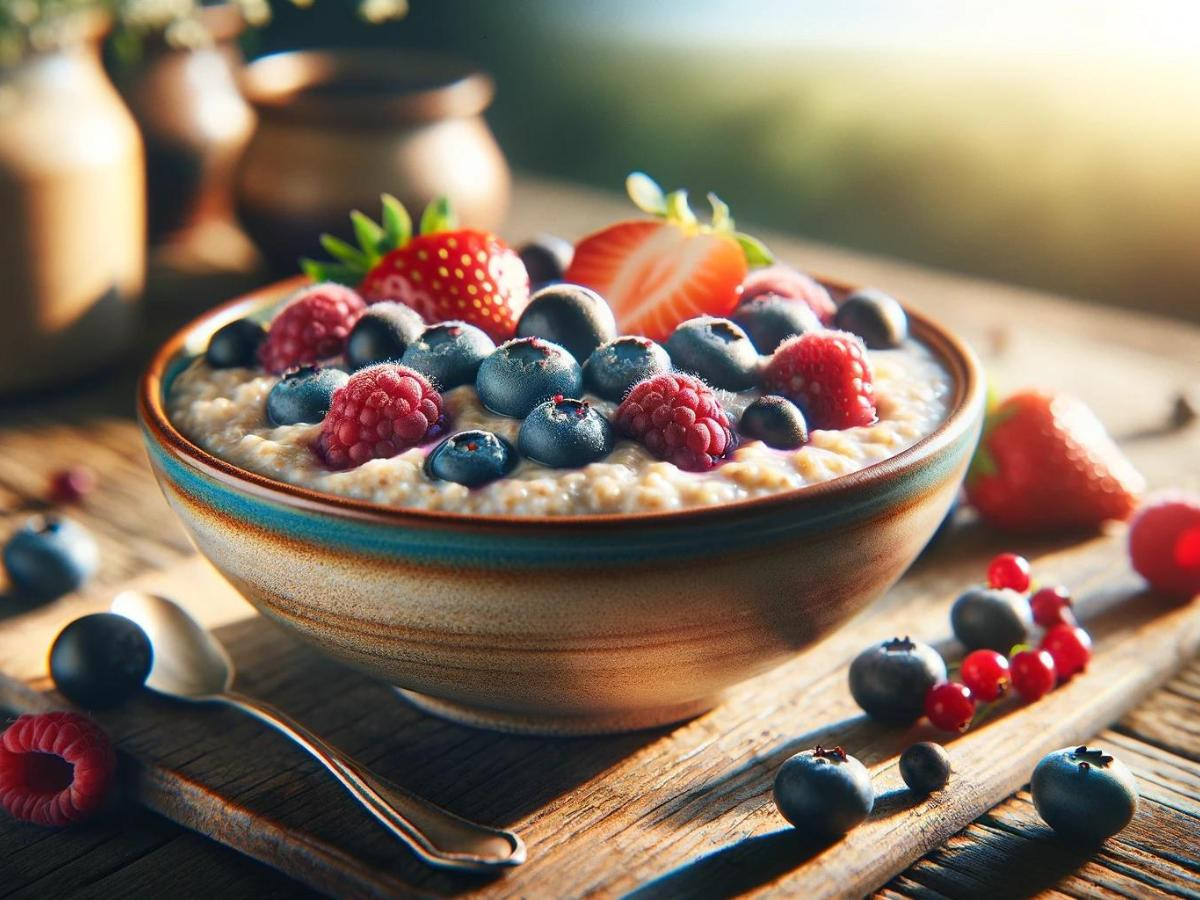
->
[2,0,1198,392]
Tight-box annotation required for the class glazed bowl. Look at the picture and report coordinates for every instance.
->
[139,277,984,735]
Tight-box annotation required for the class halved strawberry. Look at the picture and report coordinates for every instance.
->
[302,196,529,342]
[564,173,773,342]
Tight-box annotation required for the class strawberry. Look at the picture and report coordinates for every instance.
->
[966,390,1144,534]
[302,196,530,342]
[564,173,774,342]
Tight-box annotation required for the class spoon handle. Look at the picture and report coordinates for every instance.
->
[219,690,525,871]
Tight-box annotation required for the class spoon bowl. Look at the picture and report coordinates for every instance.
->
[112,590,233,698]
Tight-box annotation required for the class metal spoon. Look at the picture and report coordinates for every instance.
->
[110,590,525,872]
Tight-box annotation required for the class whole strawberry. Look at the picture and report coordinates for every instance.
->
[762,330,877,430]
[565,173,773,341]
[966,390,1143,533]
[303,195,530,343]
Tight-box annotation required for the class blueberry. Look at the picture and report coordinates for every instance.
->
[899,742,951,794]
[950,587,1031,652]
[425,430,518,487]
[476,337,583,418]
[517,234,575,287]
[665,316,760,391]
[267,366,349,426]
[1031,746,1138,843]
[401,321,495,389]
[518,397,614,469]
[848,636,947,725]
[346,302,425,370]
[834,289,908,350]
[205,318,266,369]
[732,294,822,353]
[3,515,98,598]
[583,336,671,402]
[50,613,153,710]
[773,746,875,836]
[738,395,809,449]
[515,284,616,364]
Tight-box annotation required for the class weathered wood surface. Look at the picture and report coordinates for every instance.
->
[0,175,1198,897]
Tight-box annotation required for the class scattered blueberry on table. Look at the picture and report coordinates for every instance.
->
[3,515,98,598]
[1031,746,1138,843]
[49,613,153,710]
[773,746,875,836]
[950,587,1031,653]
[848,636,947,725]
[899,742,951,794]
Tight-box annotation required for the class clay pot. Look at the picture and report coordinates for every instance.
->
[0,13,145,393]
[115,4,256,242]
[235,49,510,273]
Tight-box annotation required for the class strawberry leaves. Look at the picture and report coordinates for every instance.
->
[622,172,774,268]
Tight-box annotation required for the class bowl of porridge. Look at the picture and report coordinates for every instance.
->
[138,181,984,733]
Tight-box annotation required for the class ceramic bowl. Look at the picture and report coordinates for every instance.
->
[139,277,984,735]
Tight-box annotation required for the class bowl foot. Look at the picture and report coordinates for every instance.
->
[395,689,718,736]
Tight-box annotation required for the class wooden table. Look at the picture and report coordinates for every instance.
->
[1,177,1198,898]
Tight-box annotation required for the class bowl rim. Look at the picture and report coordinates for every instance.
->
[138,275,984,533]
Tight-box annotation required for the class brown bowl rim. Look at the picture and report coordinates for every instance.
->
[138,275,984,532]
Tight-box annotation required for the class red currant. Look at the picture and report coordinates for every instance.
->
[1010,648,1057,701]
[960,649,1011,702]
[1030,586,1074,627]
[924,682,976,732]
[987,553,1031,592]
[1040,624,1092,681]
[49,465,97,505]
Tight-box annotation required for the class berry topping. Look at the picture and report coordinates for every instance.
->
[515,284,617,363]
[518,397,615,469]
[3,515,98,599]
[205,317,267,369]
[267,366,349,426]
[317,364,444,469]
[739,265,836,323]
[773,746,875,836]
[949,587,1031,652]
[564,173,772,341]
[517,234,575,287]
[303,195,530,343]
[475,337,583,418]
[582,336,671,402]
[960,649,1011,702]
[738,395,809,450]
[1010,647,1057,702]
[731,293,822,353]
[924,681,976,733]
[49,465,97,505]
[615,373,735,472]
[1031,745,1138,843]
[401,321,496,390]
[987,552,1032,592]
[848,636,947,725]
[834,289,908,350]
[50,613,153,710]
[1040,624,1092,681]
[425,430,518,488]
[1030,586,1076,627]
[762,330,876,430]
[966,390,1143,534]
[259,283,366,374]
[1128,494,1200,600]
[0,712,115,826]
[899,742,951,794]
[345,302,425,370]
[665,316,761,391]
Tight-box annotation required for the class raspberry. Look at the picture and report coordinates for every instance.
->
[762,330,876,430]
[259,283,366,374]
[0,712,115,827]
[615,373,735,472]
[317,364,444,469]
[1129,495,1200,600]
[740,264,837,323]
